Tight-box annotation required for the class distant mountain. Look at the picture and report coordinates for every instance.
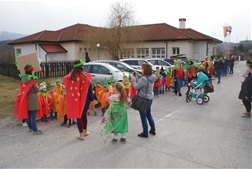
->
[0,31,26,41]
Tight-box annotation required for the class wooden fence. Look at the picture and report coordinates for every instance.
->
[0,61,74,79]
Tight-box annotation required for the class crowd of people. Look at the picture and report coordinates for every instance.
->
[15,55,252,143]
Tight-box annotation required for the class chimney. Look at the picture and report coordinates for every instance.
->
[179,18,186,29]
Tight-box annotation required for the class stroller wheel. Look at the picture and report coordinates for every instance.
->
[203,95,210,103]
[196,98,204,105]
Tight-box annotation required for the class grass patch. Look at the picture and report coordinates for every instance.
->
[0,75,60,121]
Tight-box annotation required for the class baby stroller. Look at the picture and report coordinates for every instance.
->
[186,72,214,105]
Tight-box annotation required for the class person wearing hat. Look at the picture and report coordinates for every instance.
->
[108,75,116,87]
[173,59,184,96]
[63,60,94,140]
[15,64,43,135]
[47,83,58,120]
[184,59,195,94]
[122,74,132,105]
[98,80,110,116]
[37,82,50,125]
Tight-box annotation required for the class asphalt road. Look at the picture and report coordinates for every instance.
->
[0,61,251,168]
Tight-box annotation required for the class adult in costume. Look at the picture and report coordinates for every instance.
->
[15,64,43,135]
[131,63,156,138]
[63,60,93,140]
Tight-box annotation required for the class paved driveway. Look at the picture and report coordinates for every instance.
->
[0,61,251,168]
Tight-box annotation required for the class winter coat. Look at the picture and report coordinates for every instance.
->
[131,74,156,100]
[21,76,40,110]
[238,73,252,101]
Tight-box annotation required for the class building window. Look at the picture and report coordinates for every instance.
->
[172,47,180,55]
[123,48,134,58]
[152,48,165,58]
[137,48,149,58]
[16,49,21,57]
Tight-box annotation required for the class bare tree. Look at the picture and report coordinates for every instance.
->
[106,2,141,59]
[83,2,143,60]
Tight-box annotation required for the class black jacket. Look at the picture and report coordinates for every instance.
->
[238,73,252,101]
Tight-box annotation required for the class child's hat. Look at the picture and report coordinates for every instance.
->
[56,77,62,83]
[110,75,115,79]
[94,79,100,84]
[39,81,47,90]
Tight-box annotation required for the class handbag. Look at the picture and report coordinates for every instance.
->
[131,78,150,113]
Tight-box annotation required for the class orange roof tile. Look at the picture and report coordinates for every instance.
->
[8,23,222,45]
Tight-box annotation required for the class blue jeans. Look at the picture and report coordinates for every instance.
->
[139,99,155,135]
[175,78,183,93]
[27,110,38,132]
[217,70,223,83]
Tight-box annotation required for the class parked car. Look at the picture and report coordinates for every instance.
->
[145,58,172,70]
[91,60,142,75]
[120,58,159,71]
[83,62,125,85]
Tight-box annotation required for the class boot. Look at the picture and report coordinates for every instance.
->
[83,129,90,137]
[77,132,84,140]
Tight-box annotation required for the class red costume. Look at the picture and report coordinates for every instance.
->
[63,72,92,119]
[14,79,36,120]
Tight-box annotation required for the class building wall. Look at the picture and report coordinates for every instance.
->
[193,42,207,61]
[13,44,36,57]
[13,40,218,62]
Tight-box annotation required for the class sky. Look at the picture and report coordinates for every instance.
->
[0,0,251,43]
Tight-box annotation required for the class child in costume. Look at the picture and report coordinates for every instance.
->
[165,67,173,91]
[159,67,166,94]
[122,74,131,105]
[47,83,58,121]
[53,78,64,119]
[98,80,110,116]
[37,82,50,125]
[88,90,98,116]
[99,82,128,144]
[184,59,195,94]
[108,75,116,87]
[154,71,161,98]
[93,79,103,108]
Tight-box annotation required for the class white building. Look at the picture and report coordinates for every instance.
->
[8,18,222,62]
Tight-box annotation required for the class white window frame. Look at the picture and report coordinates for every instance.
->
[137,48,149,58]
[152,48,165,58]
[172,47,180,55]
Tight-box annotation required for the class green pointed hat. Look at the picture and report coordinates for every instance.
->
[94,78,100,84]
[103,78,109,87]
[56,77,62,83]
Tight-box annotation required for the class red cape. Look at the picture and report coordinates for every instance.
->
[14,80,36,120]
[37,94,50,117]
[63,72,92,119]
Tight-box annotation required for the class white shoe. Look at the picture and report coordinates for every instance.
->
[240,101,243,105]
[22,122,28,127]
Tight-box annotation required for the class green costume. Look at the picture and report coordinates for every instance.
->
[99,101,128,142]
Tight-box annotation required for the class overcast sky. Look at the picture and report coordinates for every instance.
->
[0,0,251,43]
